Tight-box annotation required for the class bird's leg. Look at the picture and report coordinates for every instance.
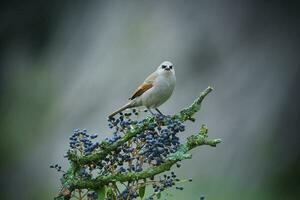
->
[155,108,165,116]
[147,108,156,116]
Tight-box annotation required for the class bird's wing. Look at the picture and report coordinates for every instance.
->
[129,72,157,100]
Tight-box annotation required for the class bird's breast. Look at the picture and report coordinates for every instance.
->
[141,74,175,108]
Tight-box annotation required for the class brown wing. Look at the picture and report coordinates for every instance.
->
[129,82,153,100]
[129,72,157,100]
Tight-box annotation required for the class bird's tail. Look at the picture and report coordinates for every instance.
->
[108,101,134,119]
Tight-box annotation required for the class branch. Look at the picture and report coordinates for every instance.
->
[68,86,214,166]
[175,86,213,121]
[68,126,221,190]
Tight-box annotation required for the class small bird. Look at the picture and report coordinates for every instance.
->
[108,61,176,118]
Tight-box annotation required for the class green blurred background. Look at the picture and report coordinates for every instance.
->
[1,0,300,199]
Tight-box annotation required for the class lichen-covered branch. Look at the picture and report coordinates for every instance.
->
[67,126,221,190]
[68,86,214,166]
[175,86,213,121]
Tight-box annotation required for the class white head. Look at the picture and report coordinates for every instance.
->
[156,61,175,76]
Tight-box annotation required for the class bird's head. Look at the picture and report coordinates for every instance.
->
[156,61,175,75]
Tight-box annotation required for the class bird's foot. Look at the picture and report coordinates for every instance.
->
[155,108,166,117]
[147,108,156,116]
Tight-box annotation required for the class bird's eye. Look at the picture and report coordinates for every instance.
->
[162,65,166,69]
[169,66,173,69]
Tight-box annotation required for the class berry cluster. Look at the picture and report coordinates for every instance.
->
[103,111,186,177]
[69,129,99,155]
[55,109,194,200]
[138,117,185,165]
[104,111,188,199]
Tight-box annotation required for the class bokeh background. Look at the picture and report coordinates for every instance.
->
[1,0,299,199]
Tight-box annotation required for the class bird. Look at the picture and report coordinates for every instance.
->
[108,61,176,118]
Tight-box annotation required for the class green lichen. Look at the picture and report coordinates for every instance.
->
[168,145,191,161]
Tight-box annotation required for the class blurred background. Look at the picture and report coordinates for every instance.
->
[0,0,299,199]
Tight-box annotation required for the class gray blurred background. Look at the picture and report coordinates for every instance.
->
[0,0,299,199]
